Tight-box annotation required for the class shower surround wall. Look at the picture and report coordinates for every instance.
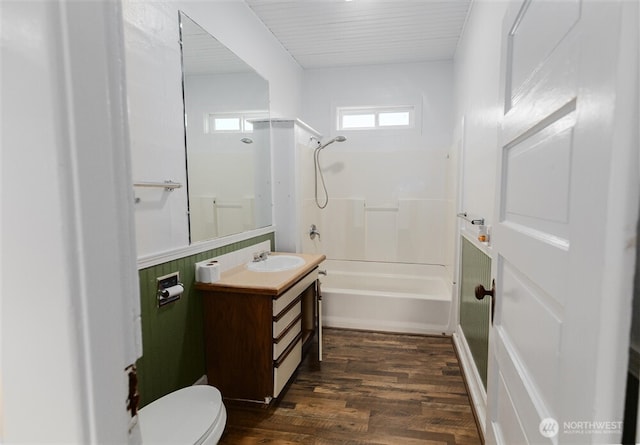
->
[271,119,323,253]
[301,62,455,268]
[301,62,456,333]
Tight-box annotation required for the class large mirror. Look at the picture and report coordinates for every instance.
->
[179,12,272,243]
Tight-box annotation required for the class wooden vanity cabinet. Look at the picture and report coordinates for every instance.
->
[199,267,319,403]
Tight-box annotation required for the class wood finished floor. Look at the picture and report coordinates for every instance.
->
[220,329,482,445]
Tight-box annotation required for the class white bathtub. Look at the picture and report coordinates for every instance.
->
[320,260,453,335]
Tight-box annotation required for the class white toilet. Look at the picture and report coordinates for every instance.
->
[138,385,227,444]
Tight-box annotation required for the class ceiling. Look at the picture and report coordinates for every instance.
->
[245,0,472,69]
[181,13,256,75]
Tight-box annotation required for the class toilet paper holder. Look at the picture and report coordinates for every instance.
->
[156,272,184,307]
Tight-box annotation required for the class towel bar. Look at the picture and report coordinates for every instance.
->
[457,212,485,225]
[133,180,182,191]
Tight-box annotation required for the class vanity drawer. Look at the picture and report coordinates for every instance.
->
[273,269,318,316]
[273,300,301,338]
[273,337,302,398]
[273,318,301,360]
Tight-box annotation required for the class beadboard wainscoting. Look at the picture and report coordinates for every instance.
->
[136,233,274,407]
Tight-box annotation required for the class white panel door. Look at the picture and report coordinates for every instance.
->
[488,1,638,444]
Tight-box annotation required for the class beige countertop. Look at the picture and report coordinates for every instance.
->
[195,252,326,296]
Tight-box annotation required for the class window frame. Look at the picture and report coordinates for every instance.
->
[204,111,266,134]
[336,105,415,131]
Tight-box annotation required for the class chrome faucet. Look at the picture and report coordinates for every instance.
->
[252,250,270,262]
[309,224,321,241]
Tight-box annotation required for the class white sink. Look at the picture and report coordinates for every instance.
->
[247,255,305,272]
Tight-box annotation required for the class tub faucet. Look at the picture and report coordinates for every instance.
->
[309,224,321,241]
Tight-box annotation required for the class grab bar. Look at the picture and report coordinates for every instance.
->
[365,205,399,212]
[457,212,485,225]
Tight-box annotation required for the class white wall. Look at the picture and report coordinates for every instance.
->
[271,119,323,253]
[300,62,454,265]
[2,1,140,442]
[449,0,510,431]
[123,1,302,259]
[453,0,509,232]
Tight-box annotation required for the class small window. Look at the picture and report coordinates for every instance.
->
[213,117,241,132]
[337,106,414,131]
[205,111,266,134]
[342,113,376,129]
[379,111,410,127]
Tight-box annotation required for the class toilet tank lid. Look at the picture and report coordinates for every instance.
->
[138,385,224,445]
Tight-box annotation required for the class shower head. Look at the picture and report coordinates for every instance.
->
[317,136,347,150]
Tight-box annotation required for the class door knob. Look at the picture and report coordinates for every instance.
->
[475,280,494,299]
[475,279,496,324]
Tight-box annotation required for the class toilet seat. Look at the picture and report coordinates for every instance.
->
[138,385,226,445]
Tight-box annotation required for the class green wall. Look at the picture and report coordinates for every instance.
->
[459,236,492,389]
[136,233,275,407]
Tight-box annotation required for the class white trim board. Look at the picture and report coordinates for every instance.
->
[453,324,487,439]
[137,226,276,269]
